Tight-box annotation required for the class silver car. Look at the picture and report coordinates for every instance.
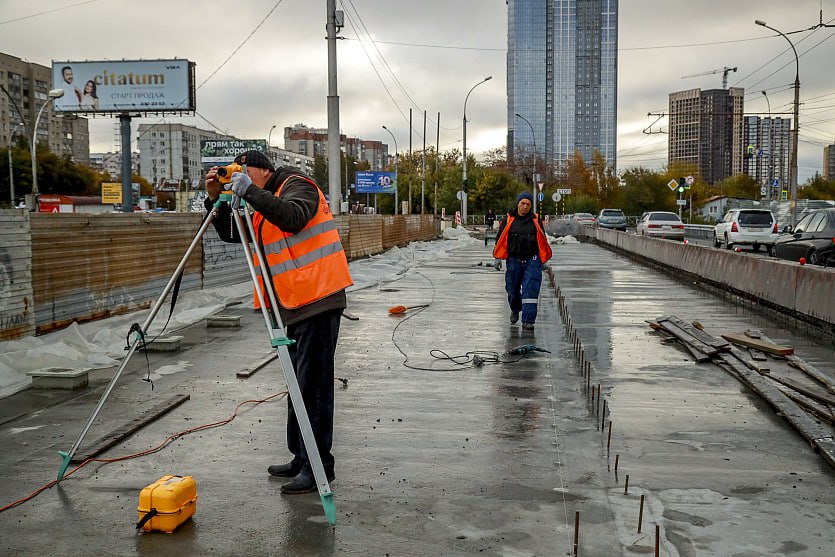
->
[636,211,685,240]
[597,208,627,231]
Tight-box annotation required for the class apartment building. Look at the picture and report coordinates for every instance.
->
[669,87,745,184]
[0,52,89,164]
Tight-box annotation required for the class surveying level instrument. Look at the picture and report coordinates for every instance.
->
[56,182,338,525]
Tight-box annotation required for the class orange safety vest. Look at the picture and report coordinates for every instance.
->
[492,214,552,263]
[251,176,353,309]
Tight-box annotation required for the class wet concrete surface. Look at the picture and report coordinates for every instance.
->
[1,238,834,556]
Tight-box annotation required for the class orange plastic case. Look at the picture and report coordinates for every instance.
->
[137,475,197,533]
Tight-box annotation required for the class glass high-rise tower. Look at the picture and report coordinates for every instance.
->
[507,0,618,173]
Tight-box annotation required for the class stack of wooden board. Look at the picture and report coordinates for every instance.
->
[648,317,835,470]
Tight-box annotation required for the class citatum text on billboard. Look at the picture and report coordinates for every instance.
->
[51,59,195,114]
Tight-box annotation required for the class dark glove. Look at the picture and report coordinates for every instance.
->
[230,172,252,197]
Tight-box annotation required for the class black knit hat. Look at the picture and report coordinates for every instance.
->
[234,150,275,172]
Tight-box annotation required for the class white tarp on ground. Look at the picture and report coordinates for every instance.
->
[0,230,481,399]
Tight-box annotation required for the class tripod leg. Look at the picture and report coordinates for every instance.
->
[230,202,337,525]
[57,208,221,481]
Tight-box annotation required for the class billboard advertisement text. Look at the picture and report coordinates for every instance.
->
[51,59,195,114]
[355,171,397,194]
[200,139,269,168]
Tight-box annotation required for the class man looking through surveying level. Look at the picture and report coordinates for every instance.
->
[204,150,353,494]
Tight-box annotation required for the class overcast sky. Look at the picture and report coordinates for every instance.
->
[2,0,834,182]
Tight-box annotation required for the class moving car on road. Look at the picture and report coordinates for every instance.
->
[714,208,778,252]
[571,212,597,226]
[597,208,627,231]
[770,208,835,266]
[636,211,685,240]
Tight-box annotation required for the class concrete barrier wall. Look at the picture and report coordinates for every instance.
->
[594,228,835,327]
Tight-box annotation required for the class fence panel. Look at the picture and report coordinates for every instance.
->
[30,213,203,334]
[0,210,36,340]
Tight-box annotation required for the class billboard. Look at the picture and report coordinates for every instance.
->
[355,171,397,194]
[200,139,269,168]
[51,59,196,114]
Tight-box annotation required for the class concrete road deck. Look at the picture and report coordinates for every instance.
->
[1,237,833,556]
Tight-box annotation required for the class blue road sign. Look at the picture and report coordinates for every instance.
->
[537,192,544,202]
[771,179,779,187]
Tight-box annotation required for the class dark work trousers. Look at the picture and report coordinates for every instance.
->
[286,308,342,475]
[505,255,543,324]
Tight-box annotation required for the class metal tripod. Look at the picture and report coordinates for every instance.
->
[56,188,337,525]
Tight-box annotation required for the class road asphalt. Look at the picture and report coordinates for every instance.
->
[1,236,833,556]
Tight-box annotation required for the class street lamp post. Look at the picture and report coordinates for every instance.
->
[267,124,277,147]
[515,113,537,214]
[756,19,800,227]
[382,125,399,215]
[7,123,24,207]
[31,88,65,200]
[462,76,492,225]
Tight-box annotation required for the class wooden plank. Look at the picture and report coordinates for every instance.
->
[763,373,835,408]
[72,394,190,462]
[236,353,277,379]
[777,386,835,425]
[726,347,770,374]
[748,347,768,362]
[655,319,718,356]
[756,332,835,394]
[720,332,794,356]
[649,321,711,361]
[660,316,730,350]
[716,353,835,471]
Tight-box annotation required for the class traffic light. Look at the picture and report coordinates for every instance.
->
[678,186,685,193]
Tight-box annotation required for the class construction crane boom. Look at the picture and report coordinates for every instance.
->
[681,66,738,89]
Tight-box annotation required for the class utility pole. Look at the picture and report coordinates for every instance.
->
[421,110,426,214]
[326,0,343,214]
[434,112,439,217]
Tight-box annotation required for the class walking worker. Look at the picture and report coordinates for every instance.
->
[492,191,552,330]
[204,150,353,494]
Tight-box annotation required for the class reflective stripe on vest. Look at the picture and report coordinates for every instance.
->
[261,220,338,257]
[267,239,344,276]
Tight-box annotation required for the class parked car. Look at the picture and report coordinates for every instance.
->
[713,208,778,251]
[597,208,627,231]
[571,212,597,226]
[770,208,835,266]
[636,211,685,240]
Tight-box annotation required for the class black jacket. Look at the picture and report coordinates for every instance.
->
[205,167,347,325]
[496,209,540,260]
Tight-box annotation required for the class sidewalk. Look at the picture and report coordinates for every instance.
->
[0,235,833,556]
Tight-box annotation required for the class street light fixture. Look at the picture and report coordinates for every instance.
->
[462,75,492,224]
[382,125,399,215]
[755,19,800,226]
[514,113,537,213]
[268,124,277,147]
[31,88,65,199]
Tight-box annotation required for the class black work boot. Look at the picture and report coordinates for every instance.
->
[267,459,303,477]
[280,468,336,495]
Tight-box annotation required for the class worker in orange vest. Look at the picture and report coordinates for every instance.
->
[205,150,352,494]
[492,192,552,330]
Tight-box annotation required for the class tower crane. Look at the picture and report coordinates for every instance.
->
[681,66,738,89]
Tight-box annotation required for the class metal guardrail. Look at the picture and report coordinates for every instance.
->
[684,224,715,239]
